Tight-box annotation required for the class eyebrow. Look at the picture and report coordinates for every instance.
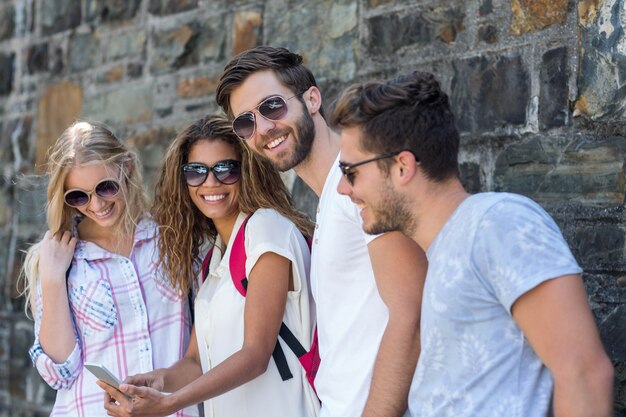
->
[234,94,286,117]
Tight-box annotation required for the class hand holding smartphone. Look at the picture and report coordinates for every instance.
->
[84,362,132,400]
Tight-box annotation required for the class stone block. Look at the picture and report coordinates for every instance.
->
[265,0,357,81]
[148,0,198,15]
[575,0,626,121]
[232,10,262,55]
[539,47,569,129]
[571,224,625,268]
[451,54,530,133]
[127,127,176,196]
[176,76,218,98]
[1,117,32,172]
[0,53,14,96]
[36,82,82,173]
[366,6,464,54]
[600,305,626,361]
[477,24,497,43]
[98,66,124,83]
[195,15,227,63]
[0,3,15,41]
[41,0,81,35]
[459,162,482,193]
[82,84,153,125]
[150,25,196,75]
[69,33,100,73]
[128,63,143,78]
[50,47,64,76]
[368,0,395,7]
[494,136,626,207]
[85,0,141,23]
[479,0,493,16]
[106,30,146,61]
[511,0,568,35]
[26,44,48,74]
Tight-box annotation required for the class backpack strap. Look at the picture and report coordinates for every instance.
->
[201,246,214,283]
[228,212,298,382]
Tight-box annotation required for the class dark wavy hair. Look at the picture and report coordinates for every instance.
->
[152,114,314,295]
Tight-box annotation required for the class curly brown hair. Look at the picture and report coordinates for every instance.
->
[152,114,314,296]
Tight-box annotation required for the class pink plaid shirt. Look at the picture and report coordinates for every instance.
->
[29,218,199,417]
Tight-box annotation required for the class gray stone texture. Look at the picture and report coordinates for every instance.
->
[41,0,81,35]
[0,53,14,96]
[451,54,530,133]
[86,0,142,23]
[69,33,101,73]
[148,0,198,15]
[0,4,15,41]
[0,0,625,415]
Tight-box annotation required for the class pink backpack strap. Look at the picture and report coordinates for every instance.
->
[201,246,214,283]
[229,213,254,296]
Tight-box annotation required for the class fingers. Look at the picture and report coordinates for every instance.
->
[96,381,132,405]
[119,383,148,397]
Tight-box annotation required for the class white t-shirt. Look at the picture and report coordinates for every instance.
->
[195,209,319,417]
[409,193,582,417]
[311,160,395,417]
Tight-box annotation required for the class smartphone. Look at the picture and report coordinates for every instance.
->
[84,362,131,399]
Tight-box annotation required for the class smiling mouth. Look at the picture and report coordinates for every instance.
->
[203,194,226,202]
[265,134,287,150]
[92,204,114,218]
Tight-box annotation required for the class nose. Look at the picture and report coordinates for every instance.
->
[337,174,352,196]
[254,111,276,137]
[202,170,221,186]
[88,193,108,211]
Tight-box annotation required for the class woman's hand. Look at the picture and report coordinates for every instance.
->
[39,231,77,284]
[123,370,165,392]
[99,381,174,417]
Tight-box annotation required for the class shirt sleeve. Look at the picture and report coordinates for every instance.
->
[28,280,83,390]
[471,195,583,313]
[244,209,310,290]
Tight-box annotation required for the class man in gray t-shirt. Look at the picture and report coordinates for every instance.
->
[329,71,614,417]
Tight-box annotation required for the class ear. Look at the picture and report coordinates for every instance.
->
[303,86,322,115]
[394,150,418,185]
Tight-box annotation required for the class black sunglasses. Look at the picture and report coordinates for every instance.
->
[182,160,242,186]
[64,178,122,207]
[232,94,299,140]
[338,151,405,186]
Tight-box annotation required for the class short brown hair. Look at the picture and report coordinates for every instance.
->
[216,45,325,119]
[330,71,460,182]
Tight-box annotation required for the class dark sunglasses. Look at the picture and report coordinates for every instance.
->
[232,94,299,140]
[182,160,242,186]
[64,178,122,207]
[339,151,405,186]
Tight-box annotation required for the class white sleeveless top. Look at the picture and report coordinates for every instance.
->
[194,209,320,417]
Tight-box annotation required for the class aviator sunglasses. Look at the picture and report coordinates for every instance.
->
[63,178,122,207]
[232,94,299,140]
[182,160,242,186]
[339,151,409,186]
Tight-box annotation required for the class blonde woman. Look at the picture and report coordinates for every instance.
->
[100,115,319,417]
[21,121,198,417]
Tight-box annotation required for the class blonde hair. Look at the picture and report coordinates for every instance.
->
[152,114,314,296]
[19,121,148,314]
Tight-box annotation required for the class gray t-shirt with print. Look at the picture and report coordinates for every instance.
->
[409,192,582,417]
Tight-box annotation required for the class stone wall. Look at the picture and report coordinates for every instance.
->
[0,0,625,415]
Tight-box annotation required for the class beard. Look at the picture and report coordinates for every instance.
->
[365,180,416,237]
[255,103,316,172]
